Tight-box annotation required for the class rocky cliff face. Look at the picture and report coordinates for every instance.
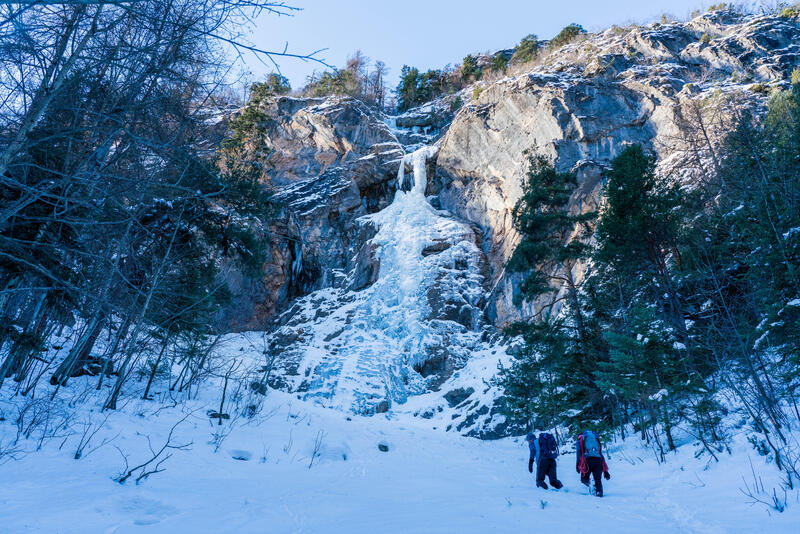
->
[215,97,405,331]
[216,9,799,434]
[432,10,800,326]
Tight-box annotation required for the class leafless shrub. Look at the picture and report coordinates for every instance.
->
[308,429,325,469]
[0,438,23,464]
[209,410,241,453]
[283,428,293,455]
[73,412,117,460]
[114,413,192,485]
[740,456,789,513]
[14,396,71,449]
[259,443,270,464]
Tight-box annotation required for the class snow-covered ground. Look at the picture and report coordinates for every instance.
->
[1,378,798,534]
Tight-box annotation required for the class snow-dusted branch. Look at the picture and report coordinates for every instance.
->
[114,413,193,485]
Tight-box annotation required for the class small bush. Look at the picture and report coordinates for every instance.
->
[491,53,509,73]
[550,23,586,49]
[450,96,463,112]
[302,70,351,98]
[251,73,291,100]
[791,67,800,85]
[472,86,483,100]
[609,25,624,36]
[779,6,799,19]
[512,34,540,64]
[750,83,768,94]
[461,54,482,82]
[700,33,712,44]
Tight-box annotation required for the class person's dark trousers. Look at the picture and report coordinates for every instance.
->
[536,458,563,489]
[581,457,604,496]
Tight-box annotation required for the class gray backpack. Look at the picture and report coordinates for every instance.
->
[583,431,602,458]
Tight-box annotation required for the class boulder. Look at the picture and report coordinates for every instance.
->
[443,387,475,408]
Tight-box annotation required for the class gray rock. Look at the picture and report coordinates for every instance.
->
[433,11,800,328]
[421,240,451,256]
[443,387,475,408]
[215,97,403,330]
[249,381,268,395]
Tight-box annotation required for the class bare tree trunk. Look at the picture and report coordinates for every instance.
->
[50,314,104,387]
[96,314,132,390]
[0,6,102,195]
[142,336,170,400]
[105,209,184,410]
[0,290,47,388]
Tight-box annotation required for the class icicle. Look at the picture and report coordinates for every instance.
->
[397,158,406,191]
[292,241,303,278]
[410,149,427,196]
[396,145,437,195]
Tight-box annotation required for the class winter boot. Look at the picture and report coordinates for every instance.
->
[552,480,563,490]
[536,481,549,490]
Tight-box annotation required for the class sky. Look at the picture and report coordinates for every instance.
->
[243,0,723,91]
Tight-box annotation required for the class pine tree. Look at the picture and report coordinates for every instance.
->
[496,154,603,432]
[678,78,800,463]
[512,35,540,64]
[460,55,481,82]
[595,145,697,374]
[591,145,728,454]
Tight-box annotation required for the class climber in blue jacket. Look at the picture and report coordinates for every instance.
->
[526,432,563,490]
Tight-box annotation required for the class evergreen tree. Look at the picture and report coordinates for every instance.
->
[395,65,461,111]
[491,53,508,73]
[460,54,481,82]
[595,145,697,374]
[507,155,595,316]
[594,302,685,454]
[396,65,422,111]
[252,73,291,98]
[512,35,540,64]
[550,23,586,49]
[496,154,603,432]
[678,77,800,465]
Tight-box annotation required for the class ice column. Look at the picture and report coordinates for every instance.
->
[397,145,437,196]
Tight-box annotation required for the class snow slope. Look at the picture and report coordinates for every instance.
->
[1,378,798,534]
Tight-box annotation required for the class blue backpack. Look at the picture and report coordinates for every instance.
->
[539,432,559,459]
[582,431,602,458]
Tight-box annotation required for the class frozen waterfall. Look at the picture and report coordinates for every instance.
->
[267,143,487,414]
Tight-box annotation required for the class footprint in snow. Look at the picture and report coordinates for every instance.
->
[133,518,161,526]
[229,449,252,461]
